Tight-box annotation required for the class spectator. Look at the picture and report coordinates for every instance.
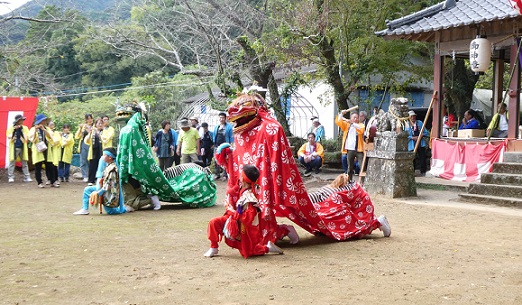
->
[58,124,74,182]
[310,117,325,142]
[200,122,214,167]
[28,114,58,188]
[85,118,104,186]
[487,103,509,138]
[101,115,115,149]
[6,114,32,183]
[189,116,204,138]
[153,120,175,171]
[74,114,93,182]
[372,106,379,117]
[442,104,458,137]
[459,109,481,129]
[298,132,324,176]
[406,110,429,176]
[212,112,234,181]
[48,121,61,185]
[336,110,365,181]
[359,111,370,128]
[176,118,201,164]
[170,127,180,166]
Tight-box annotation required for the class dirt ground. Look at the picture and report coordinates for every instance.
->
[1,169,522,305]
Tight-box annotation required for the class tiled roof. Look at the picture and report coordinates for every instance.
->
[375,0,519,37]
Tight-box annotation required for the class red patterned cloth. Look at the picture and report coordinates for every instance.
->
[509,0,522,14]
[222,108,380,241]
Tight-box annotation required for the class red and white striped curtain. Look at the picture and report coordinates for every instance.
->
[430,139,507,182]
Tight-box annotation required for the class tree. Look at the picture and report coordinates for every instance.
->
[0,5,86,95]
[444,58,479,119]
[261,0,434,112]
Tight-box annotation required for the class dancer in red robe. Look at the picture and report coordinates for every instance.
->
[204,164,284,258]
[215,92,391,243]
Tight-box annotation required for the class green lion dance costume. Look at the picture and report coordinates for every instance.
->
[117,109,216,208]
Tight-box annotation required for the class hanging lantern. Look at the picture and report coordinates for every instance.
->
[469,36,491,74]
[509,0,522,15]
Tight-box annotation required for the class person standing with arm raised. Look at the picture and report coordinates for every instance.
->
[336,107,364,181]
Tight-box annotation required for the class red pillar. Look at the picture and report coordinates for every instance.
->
[509,43,520,139]
[432,54,444,138]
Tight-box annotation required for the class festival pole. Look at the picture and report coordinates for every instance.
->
[414,91,437,153]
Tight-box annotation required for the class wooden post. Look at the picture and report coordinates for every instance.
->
[414,91,437,153]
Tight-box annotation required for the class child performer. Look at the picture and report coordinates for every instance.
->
[204,164,284,258]
[58,124,74,182]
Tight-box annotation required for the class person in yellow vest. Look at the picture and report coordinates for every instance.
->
[298,132,324,176]
[28,114,59,188]
[336,110,365,181]
[58,124,75,182]
[6,114,32,183]
[486,103,509,138]
[75,113,93,182]
[101,115,115,149]
[48,121,62,185]
[84,118,104,186]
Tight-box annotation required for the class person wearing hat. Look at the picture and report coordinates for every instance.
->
[73,147,126,215]
[406,110,429,176]
[6,114,32,183]
[189,116,204,138]
[309,117,325,143]
[28,114,59,188]
[176,118,201,164]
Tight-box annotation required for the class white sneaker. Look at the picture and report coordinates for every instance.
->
[267,241,284,254]
[377,215,391,237]
[204,248,218,257]
[87,183,93,186]
[83,178,88,182]
[38,183,45,188]
[46,181,50,185]
[51,181,60,188]
[8,178,14,183]
[24,177,33,182]
[285,225,299,244]
[73,209,89,215]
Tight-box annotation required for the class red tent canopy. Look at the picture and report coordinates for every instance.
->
[1,96,39,168]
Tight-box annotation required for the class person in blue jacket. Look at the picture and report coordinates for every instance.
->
[73,147,126,215]
[212,112,234,181]
[459,109,481,129]
[406,110,430,176]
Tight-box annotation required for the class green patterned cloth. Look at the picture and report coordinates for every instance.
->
[117,113,216,208]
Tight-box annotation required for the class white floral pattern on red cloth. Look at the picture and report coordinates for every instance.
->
[225,109,379,241]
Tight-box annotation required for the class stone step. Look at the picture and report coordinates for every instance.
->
[467,183,522,199]
[480,172,522,186]
[503,152,522,163]
[458,193,522,208]
[491,162,522,175]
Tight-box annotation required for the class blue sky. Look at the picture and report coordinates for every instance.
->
[0,0,31,15]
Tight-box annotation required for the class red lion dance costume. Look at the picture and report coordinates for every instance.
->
[216,93,386,243]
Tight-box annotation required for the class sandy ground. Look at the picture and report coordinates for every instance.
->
[1,169,522,305]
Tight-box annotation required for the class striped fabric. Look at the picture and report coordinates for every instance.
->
[163,163,212,179]
[308,182,355,204]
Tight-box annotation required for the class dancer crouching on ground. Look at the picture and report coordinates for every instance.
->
[204,165,285,258]
[73,147,126,215]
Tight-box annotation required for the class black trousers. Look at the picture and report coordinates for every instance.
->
[414,146,427,174]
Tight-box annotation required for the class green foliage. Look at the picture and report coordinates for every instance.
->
[321,138,342,152]
[121,70,205,129]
